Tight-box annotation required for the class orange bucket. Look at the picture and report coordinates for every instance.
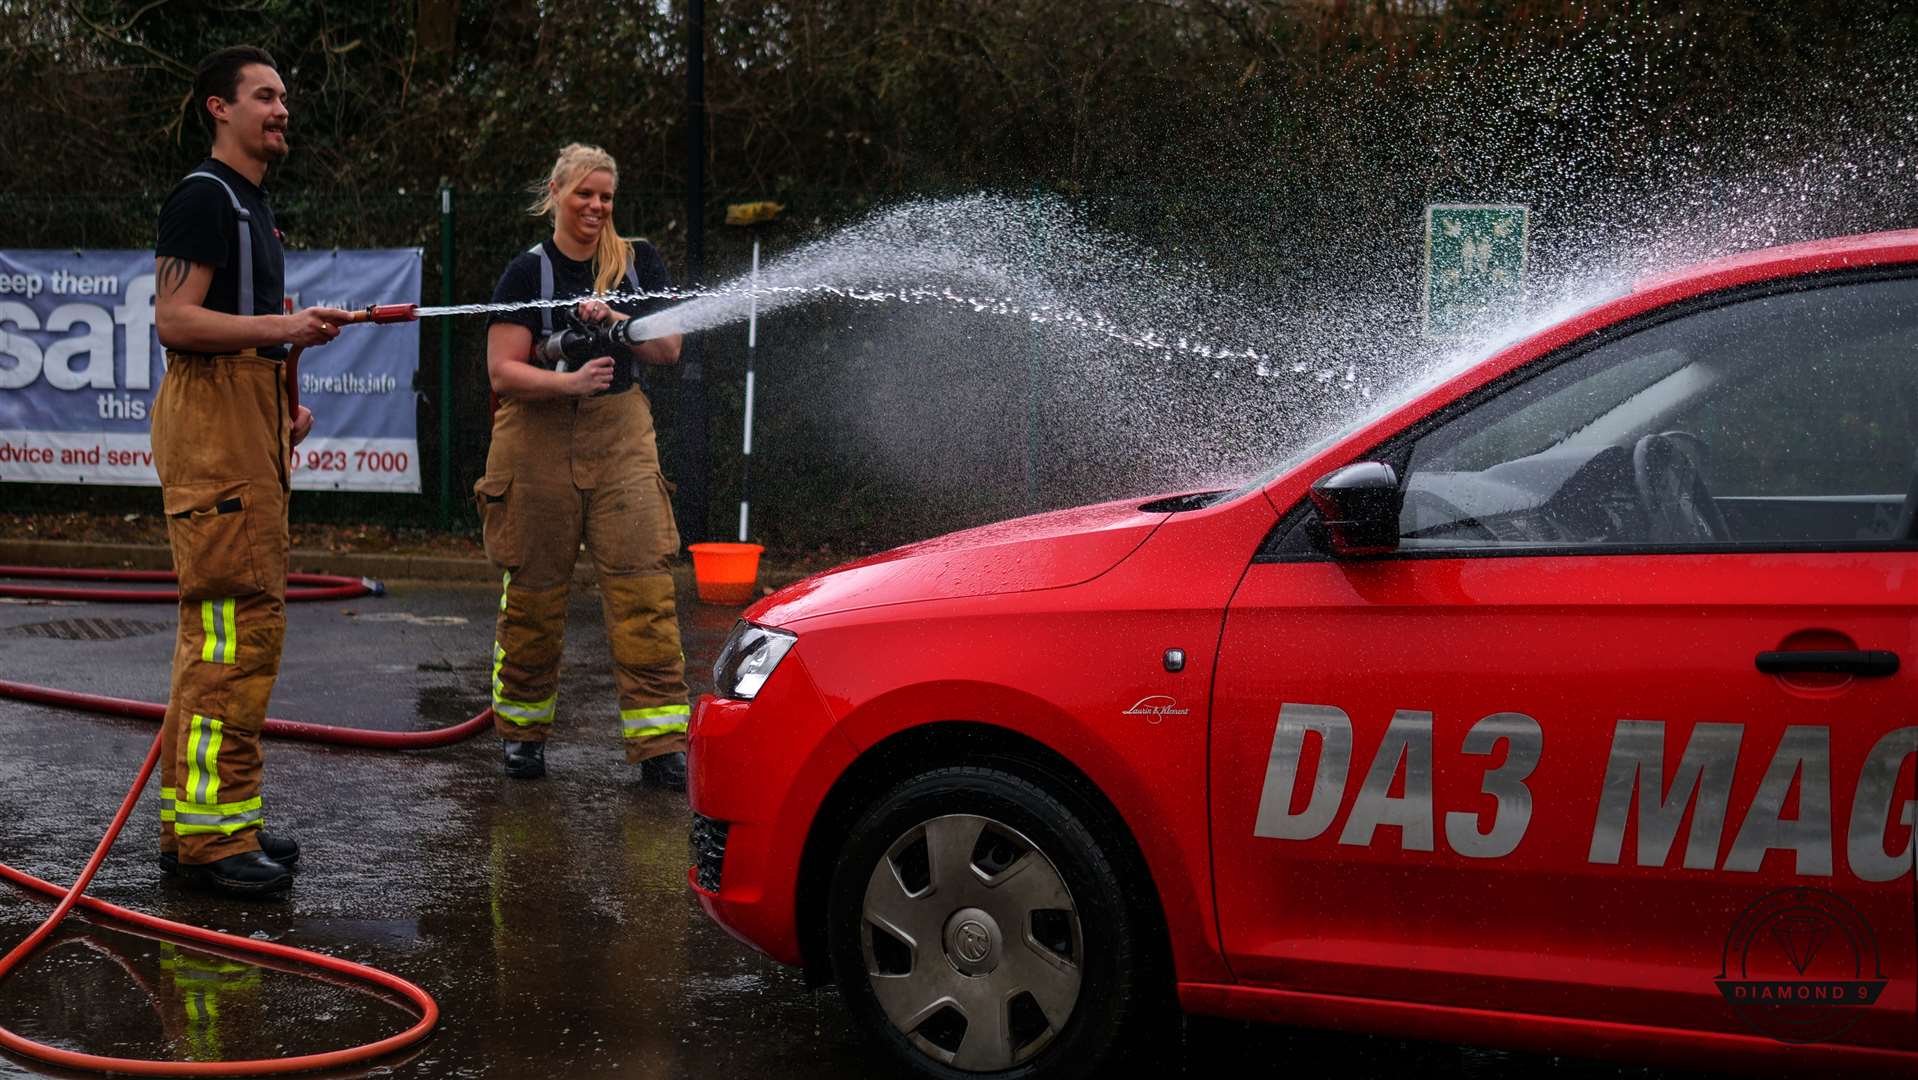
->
[687,542,764,604]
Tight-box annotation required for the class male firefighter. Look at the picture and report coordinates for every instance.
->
[151,45,356,896]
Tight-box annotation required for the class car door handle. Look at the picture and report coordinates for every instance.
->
[1755,650,1900,677]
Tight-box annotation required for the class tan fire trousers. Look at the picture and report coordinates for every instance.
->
[152,352,290,864]
[475,389,689,763]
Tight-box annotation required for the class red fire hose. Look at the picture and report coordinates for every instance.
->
[0,566,494,1073]
[0,678,495,750]
[0,733,444,1074]
[0,565,381,603]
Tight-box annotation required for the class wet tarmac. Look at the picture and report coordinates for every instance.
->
[0,579,1698,1079]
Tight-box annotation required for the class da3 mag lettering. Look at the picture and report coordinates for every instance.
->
[1253,702,1915,882]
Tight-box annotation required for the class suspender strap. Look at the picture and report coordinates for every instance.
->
[533,242,555,336]
[533,242,646,336]
[184,172,254,316]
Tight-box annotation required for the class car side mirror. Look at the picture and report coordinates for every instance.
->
[1309,462,1402,558]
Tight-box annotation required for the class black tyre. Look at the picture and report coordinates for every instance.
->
[827,765,1156,1080]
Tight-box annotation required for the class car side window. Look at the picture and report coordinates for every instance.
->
[1398,275,1918,551]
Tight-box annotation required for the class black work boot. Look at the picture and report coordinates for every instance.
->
[503,740,547,779]
[640,751,687,791]
[186,850,293,897]
[160,831,301,878]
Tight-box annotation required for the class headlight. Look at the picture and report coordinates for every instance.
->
[713,621,797,700]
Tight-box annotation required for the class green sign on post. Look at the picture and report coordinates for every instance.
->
[1423,204,1528,337]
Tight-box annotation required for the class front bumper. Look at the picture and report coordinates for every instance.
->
[686,654,856,966]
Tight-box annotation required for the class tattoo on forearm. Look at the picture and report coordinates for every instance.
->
[156,256,190,297]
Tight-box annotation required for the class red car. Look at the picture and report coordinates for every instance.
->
[689,229,1918,1078]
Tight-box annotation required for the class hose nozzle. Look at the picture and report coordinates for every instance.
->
[534,323,629,371]
[361,303,418,324]
[533,309,683,370]
[611,311,683,347]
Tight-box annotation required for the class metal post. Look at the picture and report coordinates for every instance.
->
[678,0,711,545]
[739,236,758,541]
[437,184,455,529]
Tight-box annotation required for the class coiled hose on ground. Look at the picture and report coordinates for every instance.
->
[0,565,494,1074]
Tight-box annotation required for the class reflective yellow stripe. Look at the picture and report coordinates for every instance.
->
[184,717,205,806]
[494,698,557,725]
[174,817,264,837]
[219,598,237,664]
[199,599,237,664]
[173,794,264,836]
[622,704,690,739]
[162,943,257,982]
[160,785,176,823]
[174,966,260,989]
[500,570,510,612]
[173,795,263,815]
[184,990,222,1062]
[622,721,688,739]
[621,704,690,721]
[185,714,225,806]
[204,719,224,803]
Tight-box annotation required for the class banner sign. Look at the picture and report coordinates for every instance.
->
[0,248,422,492]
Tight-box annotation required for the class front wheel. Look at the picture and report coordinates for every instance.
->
[827,766,1157,1080]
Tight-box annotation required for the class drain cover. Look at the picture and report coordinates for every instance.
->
[4,617,170,642]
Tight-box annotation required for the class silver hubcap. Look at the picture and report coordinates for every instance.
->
[861,813,1083,1071]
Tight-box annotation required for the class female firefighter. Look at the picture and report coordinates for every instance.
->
[473,142,690,789]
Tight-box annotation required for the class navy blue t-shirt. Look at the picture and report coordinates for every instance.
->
[489,238,673,396]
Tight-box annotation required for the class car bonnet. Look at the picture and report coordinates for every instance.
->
[743,497,1173,625]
